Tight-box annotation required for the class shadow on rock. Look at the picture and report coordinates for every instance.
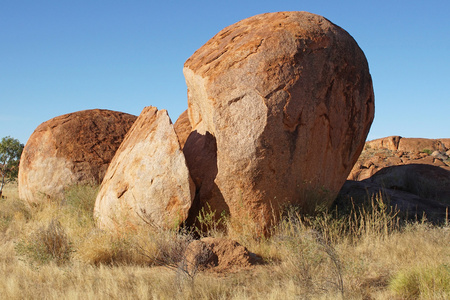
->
[183,130,229,229]
[336,164,450,223]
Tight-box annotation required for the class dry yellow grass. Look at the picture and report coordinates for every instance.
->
[0,182,449,299]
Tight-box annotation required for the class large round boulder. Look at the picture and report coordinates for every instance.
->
[183,11,374,233]
[18,109,137,204]
[94,106,195,231]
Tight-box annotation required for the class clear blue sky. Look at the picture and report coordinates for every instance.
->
[1,0,449,144]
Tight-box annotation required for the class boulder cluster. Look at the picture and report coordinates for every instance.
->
[348,136,450,181]
[18,12,375,233]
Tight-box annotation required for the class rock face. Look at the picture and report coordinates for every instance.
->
[398,138,447,153]
[183,12,374,232]
[349,136,450,181]
[364,136,401,151]
[18,109,137,204]
[174,110,192,149]
[94,107,195,231]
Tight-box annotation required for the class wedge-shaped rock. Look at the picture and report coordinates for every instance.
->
[183,11,374,233]
[18,109,136,204]
[94,106,195,231]
[174,110,192,149]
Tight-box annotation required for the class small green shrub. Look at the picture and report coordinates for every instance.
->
[389,264,450,299]
[195,203,227,236]
[422,149,433,155]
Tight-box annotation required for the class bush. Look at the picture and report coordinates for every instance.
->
[422,149,433,155]
[195,203,227,237]
[16,219,72,265]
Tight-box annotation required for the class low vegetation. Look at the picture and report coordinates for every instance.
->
[0,182,449,299]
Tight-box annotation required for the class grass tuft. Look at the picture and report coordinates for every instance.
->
[389,264,450,299]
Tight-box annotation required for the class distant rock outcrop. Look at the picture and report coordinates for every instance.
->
[183,11,374,232]
[349,137,450,181]
[94,107,195,231]
[364,136,449,153]
[18,109,136,204]
[364,136,401,151]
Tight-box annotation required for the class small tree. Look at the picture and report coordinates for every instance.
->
[0,136,24,197]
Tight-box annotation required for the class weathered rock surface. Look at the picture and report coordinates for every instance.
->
[174,110,192,149]
[338,164,450,223]
[183,11,374,232]
[182,237,260,273]
[94,106,195,231]
[349,136,450,181]
[18,109,137,204]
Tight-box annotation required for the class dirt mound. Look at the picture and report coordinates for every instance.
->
[182,237,260,274]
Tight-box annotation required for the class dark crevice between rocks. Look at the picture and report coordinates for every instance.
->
[182,130,230,233]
